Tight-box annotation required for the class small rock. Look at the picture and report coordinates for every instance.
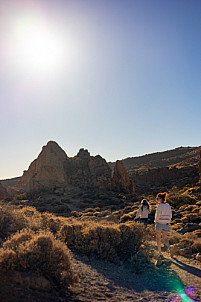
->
[195,253,201,262]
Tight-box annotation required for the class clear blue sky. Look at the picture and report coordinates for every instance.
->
[0,0,201,179]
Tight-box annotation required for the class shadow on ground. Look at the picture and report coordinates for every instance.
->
[74,253,184,294]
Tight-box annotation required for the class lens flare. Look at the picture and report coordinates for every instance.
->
[169,286,197,302]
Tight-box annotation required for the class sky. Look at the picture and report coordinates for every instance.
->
[0,0,201,179]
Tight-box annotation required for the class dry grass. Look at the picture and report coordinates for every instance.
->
[0,229,77,289]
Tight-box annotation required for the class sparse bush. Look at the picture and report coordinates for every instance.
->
[185,205,198,211]
[120,213,134,223]
[41,212,63,234]
[118,223,144,260]
[15,193,27,200]
[59,221,144,263]
[167,193,198,208]
[191,239,201,253]
[59,220,83,250]
[82,224,121,262]
[192,230,201,237]
[0,230,77,288]
[185,213,201,223]
[0,204,28,238]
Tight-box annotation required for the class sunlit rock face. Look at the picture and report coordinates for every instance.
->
[17,142,135,194]
[199,150,201,185]
[0,182,9,200]
[112,160,135,194]
[18,141,68,192]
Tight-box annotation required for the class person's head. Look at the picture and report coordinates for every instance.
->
[141,199,149,209]
[156,192,167,203]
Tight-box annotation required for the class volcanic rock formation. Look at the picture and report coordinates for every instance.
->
[18,141,68,191]
[112,160,135,194]
[17,142,134,194]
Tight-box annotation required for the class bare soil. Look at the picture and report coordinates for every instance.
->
[69,249,201,302]
[1,242,201,302]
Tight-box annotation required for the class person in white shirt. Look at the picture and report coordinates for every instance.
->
[155,192,173,258]
[136,199,150,228]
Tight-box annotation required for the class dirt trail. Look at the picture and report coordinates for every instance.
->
[70,246,201,302]
[169,254,201,301]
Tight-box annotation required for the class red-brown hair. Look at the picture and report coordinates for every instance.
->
[157,192,167,203]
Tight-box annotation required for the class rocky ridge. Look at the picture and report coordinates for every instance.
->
[17,141,134,194]
[110,146,201,194]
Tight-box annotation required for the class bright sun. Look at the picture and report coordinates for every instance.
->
[7,12,66,78]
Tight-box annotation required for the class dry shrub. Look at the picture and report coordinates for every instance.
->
[82,208,96,213]
[59,221,144,263]
[82,224,121,262]
[191,239,201,253]
[192,208,200,213]
[40,212,63,234]
[180,216,189,223]
[169,231,183,245]
[185,213,201,223]
[59,220,83,250]
[20,206,43,231]
[82,211,94,217]
[0,229,77,288]
[118,223,144,260]
[184,205,198,211]
[0,204,28,238]
[120,213,134,223]
[171,223,183,230]
[179,204,190,211]
[123,206,133,213]
[192,230,201,237]
[96,210,111,217]
[167,193,198,208]
[112,210,123,219]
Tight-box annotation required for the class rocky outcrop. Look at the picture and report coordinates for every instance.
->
[132,164,199,194]
[16,142,134,194]
[0,182,9,200]
[65,150,112,190]
[112,160,135,194]
[199,150,201,185]
[18,141,68,192]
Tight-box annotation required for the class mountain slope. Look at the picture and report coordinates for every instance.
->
[110,146,201,174]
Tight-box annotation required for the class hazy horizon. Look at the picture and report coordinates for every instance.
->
[1,0,201,179]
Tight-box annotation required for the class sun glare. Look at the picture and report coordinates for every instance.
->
[6,12,66,78]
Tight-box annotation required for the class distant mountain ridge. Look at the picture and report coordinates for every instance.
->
[110,146,201,175]
[1,177,21,188]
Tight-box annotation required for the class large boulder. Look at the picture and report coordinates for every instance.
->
[112,160,135,194]
[17,141,68,192]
